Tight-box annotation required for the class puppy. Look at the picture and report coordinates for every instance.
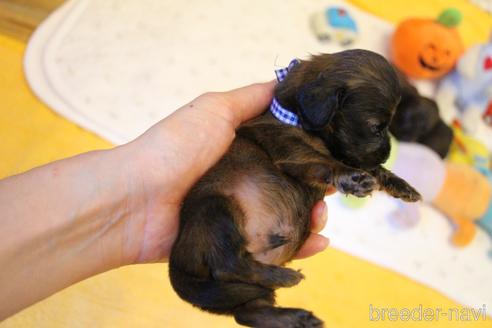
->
[390,69,454,158]
[169,49,421,328]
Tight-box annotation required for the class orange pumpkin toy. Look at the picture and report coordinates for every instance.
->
[391,8,464,79]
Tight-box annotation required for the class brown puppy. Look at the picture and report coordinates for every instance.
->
[169,50,421,327]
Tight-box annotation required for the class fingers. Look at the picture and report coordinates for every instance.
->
[294,200,329,259]
[294,233,330,259]
[310,200,328,233]
[220,80,276,127]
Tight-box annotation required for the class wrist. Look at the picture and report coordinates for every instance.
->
[114,137,181,264]
[88,144,150,267]
[0,147,142,318]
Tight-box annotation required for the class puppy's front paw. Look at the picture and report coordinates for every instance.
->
[334,168,378,197]
[369,166,422,202]
[381,175,421,202]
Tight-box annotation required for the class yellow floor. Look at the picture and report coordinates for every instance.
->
[1,1,492,327]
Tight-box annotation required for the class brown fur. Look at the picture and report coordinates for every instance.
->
[169,50,421,327]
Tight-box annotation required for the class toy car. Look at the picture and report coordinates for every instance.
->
[311,7,358,46]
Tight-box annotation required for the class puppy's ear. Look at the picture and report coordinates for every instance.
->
[296,80,344,131]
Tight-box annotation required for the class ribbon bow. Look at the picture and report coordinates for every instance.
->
[270,59,301,127]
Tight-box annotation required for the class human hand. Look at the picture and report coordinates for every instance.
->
[120,81,331,264]
[0,81,332,318]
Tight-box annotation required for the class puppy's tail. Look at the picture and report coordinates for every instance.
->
[169,267,272,313]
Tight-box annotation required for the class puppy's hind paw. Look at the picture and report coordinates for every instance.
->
[269,268,304,288]
[334,169,378,198]
[282,269,304,288]
[235,306,323,328]
[276,308,324,328]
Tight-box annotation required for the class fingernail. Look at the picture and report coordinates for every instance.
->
[313,202,328,233]
[321,202,328,225]
[319,236,330,251]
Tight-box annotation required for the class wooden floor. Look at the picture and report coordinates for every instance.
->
[0,0,64,41]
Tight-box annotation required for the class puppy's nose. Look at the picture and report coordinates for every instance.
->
[369,145,391,168]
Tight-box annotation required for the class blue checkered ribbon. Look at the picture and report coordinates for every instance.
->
[270,59,301,127]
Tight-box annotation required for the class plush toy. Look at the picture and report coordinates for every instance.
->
[476,166,492,257]
[311,7,358,46]
[447,122,490,167]
[389,142,446,228]
[436,35,492,150]
[389,142,492,247]
[432,162,492,246]
[454,130,492,255]
[391,8,464,79]
[338,137,492,250]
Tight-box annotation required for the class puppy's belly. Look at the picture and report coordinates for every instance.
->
[229,174,307,266]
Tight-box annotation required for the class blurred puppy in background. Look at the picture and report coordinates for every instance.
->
[390,70,454,158]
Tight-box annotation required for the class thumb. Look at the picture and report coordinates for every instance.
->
[218,80,276,127]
